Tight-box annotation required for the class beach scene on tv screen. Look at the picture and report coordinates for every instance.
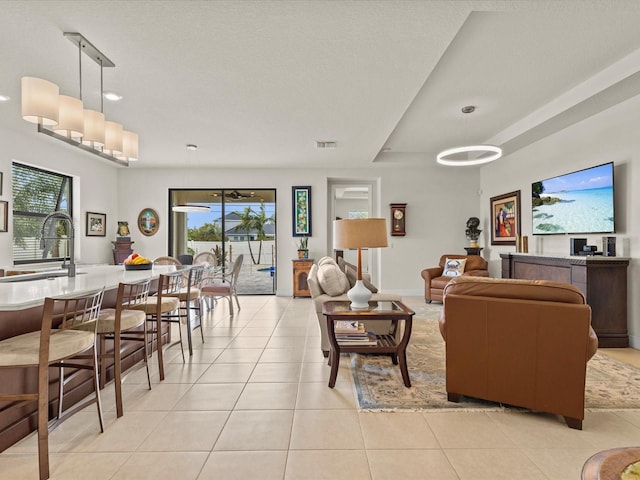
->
[532,163,614,234]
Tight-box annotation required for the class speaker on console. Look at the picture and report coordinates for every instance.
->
[602,236,616,257]
[570,238,587,256]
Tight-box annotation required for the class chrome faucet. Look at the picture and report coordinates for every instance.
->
[40,212,76,277]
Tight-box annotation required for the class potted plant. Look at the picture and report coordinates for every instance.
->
[297,236,309,259]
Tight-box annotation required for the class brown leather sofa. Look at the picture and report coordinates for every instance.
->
[439,276,598,429]
[421,254,489,303]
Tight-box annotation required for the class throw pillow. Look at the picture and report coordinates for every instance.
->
[344,265,379,293]
[316,260,350,296]
[443,258,467,277]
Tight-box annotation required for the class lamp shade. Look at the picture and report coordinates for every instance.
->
[21,76,59,126]
[103,120,123,155]
[117,130,138,161]
[333,218,388,250]
[82,109,105,148]
[54,95,84,138]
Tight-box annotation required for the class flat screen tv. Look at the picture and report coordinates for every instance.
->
[531,162,614,235]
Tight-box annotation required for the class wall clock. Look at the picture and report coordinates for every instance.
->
[390,203,407,236]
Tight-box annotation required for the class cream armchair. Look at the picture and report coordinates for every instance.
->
[307,257,401,357]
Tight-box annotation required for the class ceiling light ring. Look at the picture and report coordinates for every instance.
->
[436,145,503,166]
[436,105,503,167]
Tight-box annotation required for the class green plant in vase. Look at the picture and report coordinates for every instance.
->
[297,236,309,259]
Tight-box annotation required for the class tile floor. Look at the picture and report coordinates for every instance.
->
[1,295,639,479]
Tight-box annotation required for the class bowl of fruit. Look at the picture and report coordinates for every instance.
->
[123,253,153,270]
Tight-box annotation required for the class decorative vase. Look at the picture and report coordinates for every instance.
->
[297,249,309,259]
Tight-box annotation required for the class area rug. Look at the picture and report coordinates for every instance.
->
[352,304,640,411]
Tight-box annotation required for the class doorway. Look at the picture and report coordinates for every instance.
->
[169,189,276,295]
[328,179,381,284]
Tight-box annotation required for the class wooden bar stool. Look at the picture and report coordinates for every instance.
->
[73,279,151,418]
[0,288,105,480]
[128,271,182,381]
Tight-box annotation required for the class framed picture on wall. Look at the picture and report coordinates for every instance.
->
[0,201,8,233]
[138,208,160,236]
[490,190,521,245]
[0,172,3,196]
[292,186,311,237]
[86,212,107,237]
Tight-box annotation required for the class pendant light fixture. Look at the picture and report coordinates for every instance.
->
[436,106,502,166]
[172,144,211,213]
[21,32,137,166]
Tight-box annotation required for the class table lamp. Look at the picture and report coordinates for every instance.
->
[333,218,388,309]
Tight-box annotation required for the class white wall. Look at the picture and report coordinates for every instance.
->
[117,165,480,297]
[480,94,640,347]
[0,127,120,268]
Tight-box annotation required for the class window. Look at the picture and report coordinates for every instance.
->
[11,163,73,264]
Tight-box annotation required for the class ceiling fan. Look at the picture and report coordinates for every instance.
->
[225,189,250,201]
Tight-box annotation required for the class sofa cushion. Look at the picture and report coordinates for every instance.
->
[443,257,467,277]
[316,258,350,296]
[344,265,379,293]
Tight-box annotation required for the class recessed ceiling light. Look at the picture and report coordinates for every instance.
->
[186,144,198,151]
[0,94,10,102]
[103,92,123,101]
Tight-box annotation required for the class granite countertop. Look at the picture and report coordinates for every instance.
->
[0,264,178,311]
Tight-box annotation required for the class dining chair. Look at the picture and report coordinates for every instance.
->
[200,254,243,315]
[73,279,152,418]
[153,256,182,266]
[128,271,182,381]
[193,251,216,266]
[0,288,105,480]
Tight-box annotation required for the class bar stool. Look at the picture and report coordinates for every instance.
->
[168,265,205,356]
[128,271,182,381]
[0,288,105,480]
[73,279,151,418]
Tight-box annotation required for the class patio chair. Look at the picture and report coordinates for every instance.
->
[200,254,243,315]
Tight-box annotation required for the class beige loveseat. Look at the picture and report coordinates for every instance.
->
[307,257,401,357]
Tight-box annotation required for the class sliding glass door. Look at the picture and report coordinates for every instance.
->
[169,189,276,295]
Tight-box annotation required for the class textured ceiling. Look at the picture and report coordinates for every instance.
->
[1,0,640,169]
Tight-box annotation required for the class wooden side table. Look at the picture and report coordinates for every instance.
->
[293,259,314,297]
[323,300,414,388]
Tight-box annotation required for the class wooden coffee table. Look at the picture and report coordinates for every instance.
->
[323,300,414,388]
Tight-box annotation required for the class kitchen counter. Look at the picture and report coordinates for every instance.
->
[0,264,177,311]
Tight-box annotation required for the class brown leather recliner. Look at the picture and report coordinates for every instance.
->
[439,276,598,429]
[421,254,489,303]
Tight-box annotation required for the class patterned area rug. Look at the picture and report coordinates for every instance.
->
[352,304,640,411]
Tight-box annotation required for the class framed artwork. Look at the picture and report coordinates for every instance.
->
[490,190,521,245]
[292,186,312,237]
[0,201,7,233]
[86,212,106,237]
[0,172,3,196]
[138,208,159,236]
[117,221,130,237]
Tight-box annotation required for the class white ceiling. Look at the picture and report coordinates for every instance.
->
[1,0,640,169]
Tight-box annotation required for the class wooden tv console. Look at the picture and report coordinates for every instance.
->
[500,253,629,348]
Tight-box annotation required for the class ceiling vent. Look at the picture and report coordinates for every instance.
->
[316,141,337,149]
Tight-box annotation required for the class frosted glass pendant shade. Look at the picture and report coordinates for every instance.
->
[103,121,123,155]
[54,95,84,138]
[82,109,105,148]
[21,77,59,126]
[117,131,138,161]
